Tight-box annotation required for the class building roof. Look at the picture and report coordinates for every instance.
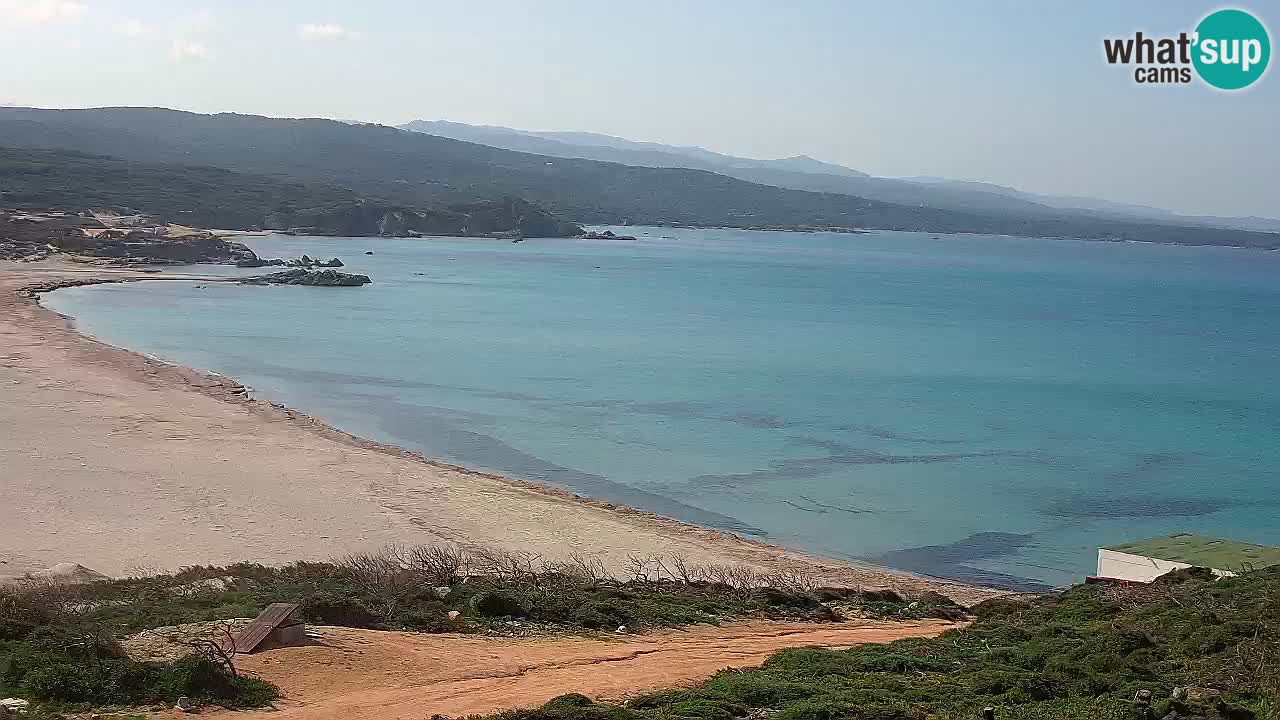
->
[1104,533,1280,571]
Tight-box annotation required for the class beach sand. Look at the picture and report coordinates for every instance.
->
[0,260,1000,604]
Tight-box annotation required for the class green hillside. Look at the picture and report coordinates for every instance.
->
[2,107,1277,248]
[0,146,580,237]
[494,567,1280,720]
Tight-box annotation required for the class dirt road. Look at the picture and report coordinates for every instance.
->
[192,620,956,719]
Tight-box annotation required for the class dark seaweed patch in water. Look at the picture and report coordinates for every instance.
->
[629,402,789,430]
[870,532,1053,592]
[788,436,855,454]
[1041,451,1227,518]
[835,424,970,445]
[630,401,714,418]
[1045,493,1229,518]
[345,394,769,538]
[1103,451,1189,482]
[782,495,875,515]
[725,411,787,429]
[561,399,618,409]
[691,449,999,486]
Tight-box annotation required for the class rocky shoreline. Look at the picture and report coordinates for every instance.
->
[1,208,262,265]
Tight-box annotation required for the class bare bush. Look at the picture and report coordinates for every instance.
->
[760,567,819,593]
[470,547,541,586]
[404,544,465,586]
[4,578,84,620]
[669,554,706,584]
[185,622,241,678]
[700,563,764,600]
[540,553,609,588]
[564,552,608,584]
[337,545,415,595]
[625,553,685,583]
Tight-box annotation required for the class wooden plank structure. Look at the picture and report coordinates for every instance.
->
[233,602,301,653]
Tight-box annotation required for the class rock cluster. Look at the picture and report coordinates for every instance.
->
[235,256,287,268]
[240,254,344,269]
[284,254,344,268]
[578,230,638,241]
[240,269,372,286]
[1,209,261,265]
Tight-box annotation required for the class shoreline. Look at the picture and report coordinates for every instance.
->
[0,259,1006,605]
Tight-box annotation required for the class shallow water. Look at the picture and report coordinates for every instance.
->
[44,227,1280,590]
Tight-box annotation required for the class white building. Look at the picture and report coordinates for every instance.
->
[1095,533,1280,583]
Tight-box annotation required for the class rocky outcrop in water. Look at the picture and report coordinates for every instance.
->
[578,230,638,241]
[236,256,286,268]
[240,269,372,286]
[282,255,344,268]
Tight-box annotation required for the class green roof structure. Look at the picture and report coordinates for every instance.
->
[1105,533,1280,572]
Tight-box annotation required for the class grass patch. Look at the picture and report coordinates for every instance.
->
[489,566,1280,720]
[0,545,952,713]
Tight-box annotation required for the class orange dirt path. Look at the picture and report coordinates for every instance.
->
[186,620,956,720]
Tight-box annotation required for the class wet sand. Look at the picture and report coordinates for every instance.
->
[0,259,1001,604]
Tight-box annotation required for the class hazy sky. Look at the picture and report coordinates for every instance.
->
[1,0,1276,217]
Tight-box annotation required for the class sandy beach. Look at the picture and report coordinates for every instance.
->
[0,260,999,604]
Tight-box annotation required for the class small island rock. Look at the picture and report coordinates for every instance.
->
[240,269,372,287]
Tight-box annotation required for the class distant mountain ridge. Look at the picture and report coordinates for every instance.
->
[0,106,1275,248]
[401,119,1280,234]
[403,120,870,178]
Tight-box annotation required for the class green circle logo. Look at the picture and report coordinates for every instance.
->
[1193,9,1270,90]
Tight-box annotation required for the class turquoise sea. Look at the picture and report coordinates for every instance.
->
[43,227,1280,590]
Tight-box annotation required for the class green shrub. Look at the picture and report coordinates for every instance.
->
[395,600,452,632]
[666,698,748,720]
[545,693,595,708]
[1,634,276,708]
[572,601,634,630]
[469,590,530,618]
[300,591,384,628]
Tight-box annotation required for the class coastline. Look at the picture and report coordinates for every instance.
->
[0,259,1005,605]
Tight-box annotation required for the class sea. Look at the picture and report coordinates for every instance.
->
[42,227,1280,591]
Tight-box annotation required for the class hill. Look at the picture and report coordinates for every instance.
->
[402,120,872,178]
[0,546,952,711]
[5,550,1276,719]
[2,107,1277,248]
[400,119,1068,216]
[0,146,581,237]
[496,567,1280,720]
[405,119,1280,234]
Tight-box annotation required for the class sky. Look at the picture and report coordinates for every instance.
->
[0,0,1276,218]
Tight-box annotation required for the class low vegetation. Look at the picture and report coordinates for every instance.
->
[0,545,955,712]
[492,566,1280,720]
[0,147,582,238]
